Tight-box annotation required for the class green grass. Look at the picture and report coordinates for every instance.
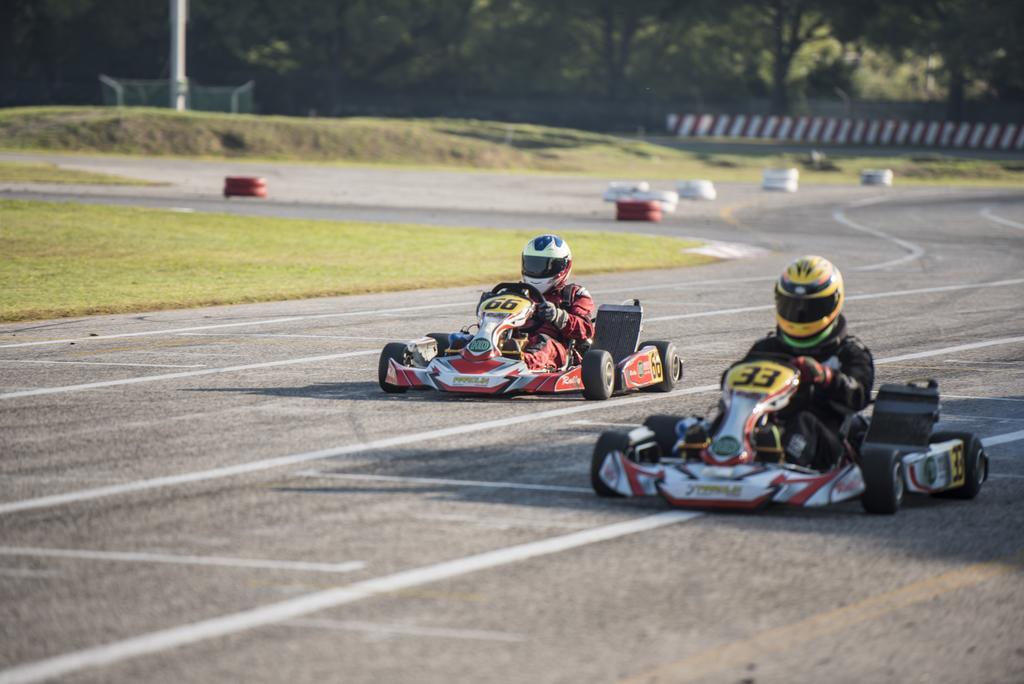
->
[4,106,1021,186]
[0,160,153,185]
[0,200,713,322]
[0,106,660,173]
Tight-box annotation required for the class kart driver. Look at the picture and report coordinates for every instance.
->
[453,234,595,370]
[688,256,874,471]
[517,234,596,370]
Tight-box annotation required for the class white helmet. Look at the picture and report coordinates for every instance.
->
[521,234,572,294]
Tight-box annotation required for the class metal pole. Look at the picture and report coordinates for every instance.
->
[170,0,187,110]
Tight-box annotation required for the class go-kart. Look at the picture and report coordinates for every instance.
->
[378,282,683,400]
[590,355,987,514]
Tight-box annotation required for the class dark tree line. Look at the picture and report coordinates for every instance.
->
[3,0,1023,121]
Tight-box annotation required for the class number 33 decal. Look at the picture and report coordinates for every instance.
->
[732,365,782,389]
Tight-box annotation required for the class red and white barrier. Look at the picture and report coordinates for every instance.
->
[666,113,1024,150]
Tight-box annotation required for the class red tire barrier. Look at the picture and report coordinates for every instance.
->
[224,176,268,198]
[616,200,662,222]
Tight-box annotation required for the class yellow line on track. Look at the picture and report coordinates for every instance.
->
[717,203,782,251]
[621,551,1024,684]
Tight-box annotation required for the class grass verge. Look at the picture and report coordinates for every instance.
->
[0,200,713,322]
[0,160,153,185]
[3,107,1022,186]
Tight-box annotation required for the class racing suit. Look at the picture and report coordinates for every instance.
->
[521,283,596,370]
[743,315,874,471]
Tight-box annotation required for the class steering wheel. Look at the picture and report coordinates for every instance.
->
[487,281,545,302]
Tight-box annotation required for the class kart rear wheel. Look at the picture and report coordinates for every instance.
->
[643,415,684,454]
[930,431,986,500]
[860,445,904,514]
[591,431,631,497]
[582,349,614,400]
[378,342,410,394]
[639,340,682,392]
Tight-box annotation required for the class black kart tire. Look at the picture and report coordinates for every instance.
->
[426,332,450,358]
[378,342,410,394]
[860,445,904,514]
[591,431,632,497]
[643,415,684,455]
[930,431,986,500]
[582,349,614,400]
[639,340,683,392]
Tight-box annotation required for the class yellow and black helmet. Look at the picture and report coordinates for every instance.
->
[775,256,844,346]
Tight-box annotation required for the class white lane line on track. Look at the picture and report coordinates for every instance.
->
[981,430,1024,448]
[4,335,1024,516]
[0,302,466,350]
[942,394,1024,403]
[988,474,1024,479]
[0,276,776,351]
[0,349,378,400]
[876,337,1024,365]
[0,568,63,579]
[293,470,591,494]
[980,207,1024,231]
[286,618,528,642]
[0,383,718,516]
[0,547,366,574]
[832,200,926,271]
[10,276,1018,400]
[0,359,206,369]
[178,333,397,341]
[412,512,591,530]
[645,278,1024,323]
[0,278,761,351]
[941,414,1024,423]
[0,510,698,684]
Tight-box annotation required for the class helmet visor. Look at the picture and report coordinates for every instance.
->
[775,289,840,324]
[522,255,568,279]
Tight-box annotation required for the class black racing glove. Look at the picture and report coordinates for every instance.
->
[536,300,568,329]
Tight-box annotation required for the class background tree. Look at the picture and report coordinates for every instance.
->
[864,0,1010,120]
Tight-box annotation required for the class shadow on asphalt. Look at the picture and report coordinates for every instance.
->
[268,395,1023,565]
[189,382,589,403]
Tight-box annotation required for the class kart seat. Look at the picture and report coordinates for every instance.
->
[591,303,643,363]
[863,380,940,453]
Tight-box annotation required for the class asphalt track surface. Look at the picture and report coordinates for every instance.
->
[1,155,1024,683]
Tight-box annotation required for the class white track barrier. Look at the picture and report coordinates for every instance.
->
[860,169,894,187]
[603,181,650,202]
[676,180,717,200]
[634,190,679,213]
[668,112,1024,151]
[762,168,799,192]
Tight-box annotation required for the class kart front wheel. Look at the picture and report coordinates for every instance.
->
[643,415,684,454]
[378,342,410,394]
[639,340,682,392]
[591,431,631,497]
[930,431,986,500]
[860,445,904,514]
[582,349,614,400]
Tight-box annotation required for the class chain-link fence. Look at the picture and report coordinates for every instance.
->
[98,75,254,113]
